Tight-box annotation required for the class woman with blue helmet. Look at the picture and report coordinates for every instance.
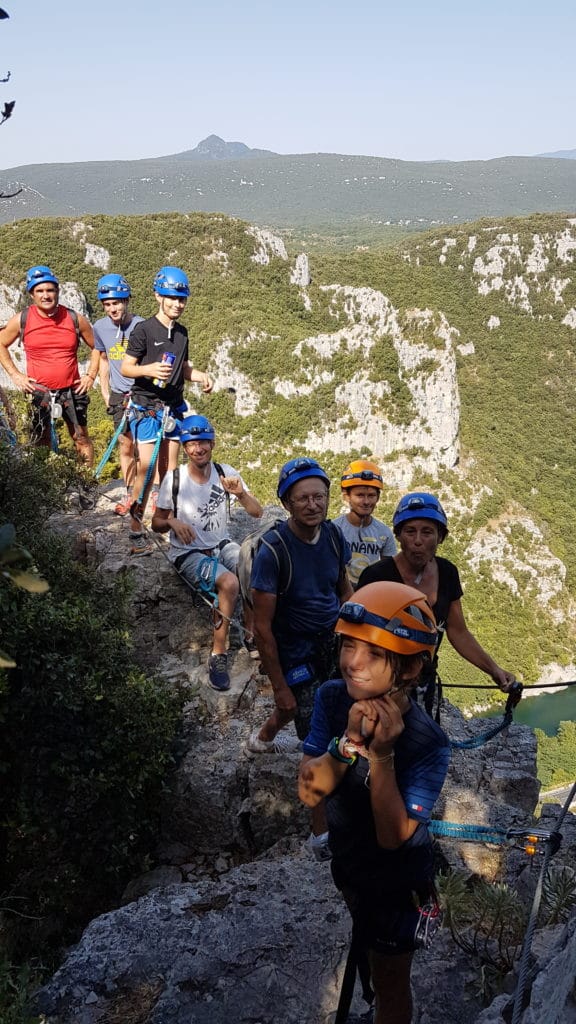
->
[120,267,213,556]
[358,492,516,711]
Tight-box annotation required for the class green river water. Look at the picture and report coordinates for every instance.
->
[485,685,576,737]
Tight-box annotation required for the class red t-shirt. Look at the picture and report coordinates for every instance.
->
[23,305,79,389]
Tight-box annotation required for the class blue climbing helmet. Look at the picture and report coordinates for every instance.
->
[26,265,59,292]
[153,266,190,297]
[392,492,449,539]
[97,273,131,301]
[277,457,330,501]
[180,415,215,443]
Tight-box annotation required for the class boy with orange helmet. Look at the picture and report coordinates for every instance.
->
[333,460,396,588]
[299,581,449,1024]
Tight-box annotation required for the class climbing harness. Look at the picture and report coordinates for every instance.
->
[131,508,248,642]
[94,397,132,479]
[129,403,176,517]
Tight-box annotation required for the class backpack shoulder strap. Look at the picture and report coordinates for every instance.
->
[172,467,180,519]
[18,308,28,347]
[326,519,345,561]
[213,461,230,520]
[65,307,82,345]
[259,522,293,596]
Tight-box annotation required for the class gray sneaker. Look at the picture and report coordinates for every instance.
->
[246,728,301,754]
[208,653,230,692]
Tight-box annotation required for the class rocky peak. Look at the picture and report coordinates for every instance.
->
[175,135,278,160]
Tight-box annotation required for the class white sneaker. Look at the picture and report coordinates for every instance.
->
[306,831,332,862]
[246,728,301,754]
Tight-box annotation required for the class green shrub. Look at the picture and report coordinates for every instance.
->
[0,445,181,956]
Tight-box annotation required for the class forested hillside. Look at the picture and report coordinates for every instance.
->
[2,150,576,242]
[1,210,576,692]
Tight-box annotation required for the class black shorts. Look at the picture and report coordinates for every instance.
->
[334,860,440,957]
[107,390,131,430]
[291,678,323,741]
[30,388,90,437]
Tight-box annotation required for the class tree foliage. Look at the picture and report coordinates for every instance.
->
[0,445,181,956]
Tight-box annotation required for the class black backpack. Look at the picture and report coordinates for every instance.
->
[237,518,345,610]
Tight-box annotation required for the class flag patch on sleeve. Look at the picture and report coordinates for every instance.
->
[410,803,423,812]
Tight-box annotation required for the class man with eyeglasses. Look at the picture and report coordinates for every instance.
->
[0,265,99,464]
[249,458,352,836]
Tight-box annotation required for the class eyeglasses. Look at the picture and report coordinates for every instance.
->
[290,492,328,507]
[341,470,383,484]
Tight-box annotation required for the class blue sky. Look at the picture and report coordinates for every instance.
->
[0,0,573,168]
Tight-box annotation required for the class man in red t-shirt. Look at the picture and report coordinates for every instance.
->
[0,265,99,465]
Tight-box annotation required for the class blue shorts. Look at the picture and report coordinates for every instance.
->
[174,542,240,589]
[129,402,185,444]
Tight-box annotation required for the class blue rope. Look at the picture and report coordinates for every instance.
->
[447,683,522,749]
[428,820,509,845]
[94,409,128,479]
[136,406,168,507]
[49,419,59,453]
[450,710,513,749]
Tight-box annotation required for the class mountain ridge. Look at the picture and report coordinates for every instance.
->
[2,141,576,237]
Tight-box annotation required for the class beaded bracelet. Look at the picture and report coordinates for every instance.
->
[327,735,357,765]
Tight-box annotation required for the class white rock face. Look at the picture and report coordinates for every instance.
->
[486,315,500,330]
[452,221,576,316]
[208,336,261,416]
[556,228,576,263]
[290,254,311,287]
[204,249,230,273]
[526,235,548,274]
[0,282,22,324]
[439,238,457,265]
[70,220,93,242]
[548,276,570,303]
[505,274,531,312]
[274,369,334,398]
[84,244,110,270]
[289,285,461,487]
[247,226,288,264]
[59,283,88,316]
[465,513,569,623]
[457,341,475,354]
[562,308,576,328]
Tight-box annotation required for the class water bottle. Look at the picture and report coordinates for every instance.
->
[153,350,175,389]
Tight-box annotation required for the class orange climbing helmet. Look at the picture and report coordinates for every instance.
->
[335,581,438,659]
[341,460,384,491]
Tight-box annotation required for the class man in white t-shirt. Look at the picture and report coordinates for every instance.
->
[152,415,262,691]
[333,459,396,588]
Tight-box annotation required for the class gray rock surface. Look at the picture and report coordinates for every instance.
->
[38,493,576,1024]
